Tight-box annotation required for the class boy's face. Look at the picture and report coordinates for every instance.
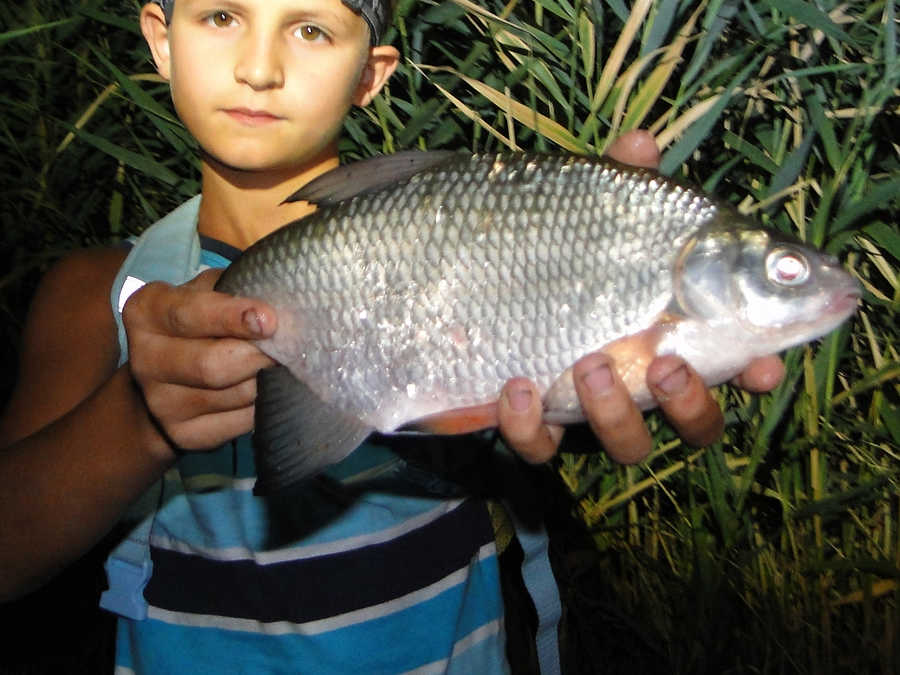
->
[144,0,393,174]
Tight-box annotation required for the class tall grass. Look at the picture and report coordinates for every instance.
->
[1,0,898,672]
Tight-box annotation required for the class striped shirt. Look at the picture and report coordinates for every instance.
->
[110,236,510,674]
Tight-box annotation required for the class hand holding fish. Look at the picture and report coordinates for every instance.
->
[122,269,278,455]
[496,132,785,465]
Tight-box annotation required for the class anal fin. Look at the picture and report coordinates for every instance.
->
[253,366,373,495]
[406,402,500,435]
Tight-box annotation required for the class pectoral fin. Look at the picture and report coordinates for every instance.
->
[253,366,373,495]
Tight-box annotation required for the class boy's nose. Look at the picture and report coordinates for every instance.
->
[234,33,285,90]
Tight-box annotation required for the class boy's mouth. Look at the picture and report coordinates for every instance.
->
[224,108,284,126]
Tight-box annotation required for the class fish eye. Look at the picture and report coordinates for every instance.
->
[766,248,810,286]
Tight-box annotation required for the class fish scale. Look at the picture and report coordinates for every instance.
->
[221,153,711,429]
[216,150,859,493]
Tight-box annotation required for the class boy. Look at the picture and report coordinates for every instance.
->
[0,0,784,671]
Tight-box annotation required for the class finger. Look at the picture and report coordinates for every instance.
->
[647,355,724,447]
[573,353,652,464]
[606,130,661,169]
[166,406,258,451]
[124,280,277,341]
[131,336,276,390]
[497,378,563,464]
[142,377,261,424]
[731,355,785,393]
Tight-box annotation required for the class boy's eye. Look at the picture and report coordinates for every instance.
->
[296,24,324,41]
[209,11,234,28]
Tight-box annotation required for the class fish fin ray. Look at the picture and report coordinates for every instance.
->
[253,365,373,495]
[284,151,459,205]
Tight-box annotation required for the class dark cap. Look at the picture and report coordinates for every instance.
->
[154,0,173,23]
[151,0,388,44]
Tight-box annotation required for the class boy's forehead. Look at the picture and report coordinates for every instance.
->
[152,0,389,44]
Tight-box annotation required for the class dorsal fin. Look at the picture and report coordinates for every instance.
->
[284,150,459,206]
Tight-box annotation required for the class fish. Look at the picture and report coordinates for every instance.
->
[215,151,861,493]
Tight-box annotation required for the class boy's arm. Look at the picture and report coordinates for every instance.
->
[496,131,785,464]
[0,251,275,601]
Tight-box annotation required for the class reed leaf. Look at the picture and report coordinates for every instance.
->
[1,0,897,671]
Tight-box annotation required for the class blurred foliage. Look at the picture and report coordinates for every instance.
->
[1,0,898,673]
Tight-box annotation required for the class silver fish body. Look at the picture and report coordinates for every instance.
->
[215,151,860,492]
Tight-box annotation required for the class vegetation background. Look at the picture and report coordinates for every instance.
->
[0,0,897,673]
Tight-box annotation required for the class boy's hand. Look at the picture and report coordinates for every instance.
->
[497,131,786,464]
[122,269,277,456]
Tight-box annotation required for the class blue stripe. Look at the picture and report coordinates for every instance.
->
[119,553,504,674]
[174,436,406,486]
[151,479,461,556]
[200,248,232,270]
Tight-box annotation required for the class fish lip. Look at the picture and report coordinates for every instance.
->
[824,288,862,320]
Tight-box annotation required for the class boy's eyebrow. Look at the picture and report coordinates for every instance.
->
[153,0,390,44]
[287,5,359,30]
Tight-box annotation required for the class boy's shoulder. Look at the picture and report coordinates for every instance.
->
[26,245,128,360]
[32,245,127,323]
[37,246,129,329]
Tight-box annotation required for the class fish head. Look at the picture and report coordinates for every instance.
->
[673,216,861,352]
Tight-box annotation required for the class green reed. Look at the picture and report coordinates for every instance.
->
[1,1,897,672]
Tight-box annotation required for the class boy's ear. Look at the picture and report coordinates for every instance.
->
[353,46,400,107]
[140,2,172,80]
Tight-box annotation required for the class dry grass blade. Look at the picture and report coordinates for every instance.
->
[414,62,587,152]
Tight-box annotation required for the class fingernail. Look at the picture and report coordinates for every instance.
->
[243,309,263,336]
[656,364,689,396]
[582,364,614,398]
[507,387,533,412]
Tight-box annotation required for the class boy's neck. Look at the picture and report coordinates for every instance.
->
[196,145,340,250]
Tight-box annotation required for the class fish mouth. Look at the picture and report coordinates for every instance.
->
[827,287,862,318]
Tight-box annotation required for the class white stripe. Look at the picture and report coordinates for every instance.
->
[146,542,497,636]
[450,619,503,659]
[150,498,466,564]
[179,474,256,492]
[179,473,256,492]
[399,619,504,675]
[400,661,447,675]
[117,276,146,312]
[114,667,136,675]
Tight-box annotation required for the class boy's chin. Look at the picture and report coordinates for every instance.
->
[202,144,336,178]
[203,151,301,177]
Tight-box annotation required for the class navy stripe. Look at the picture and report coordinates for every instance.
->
[144,497,494,623]
[199,234,241,262]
